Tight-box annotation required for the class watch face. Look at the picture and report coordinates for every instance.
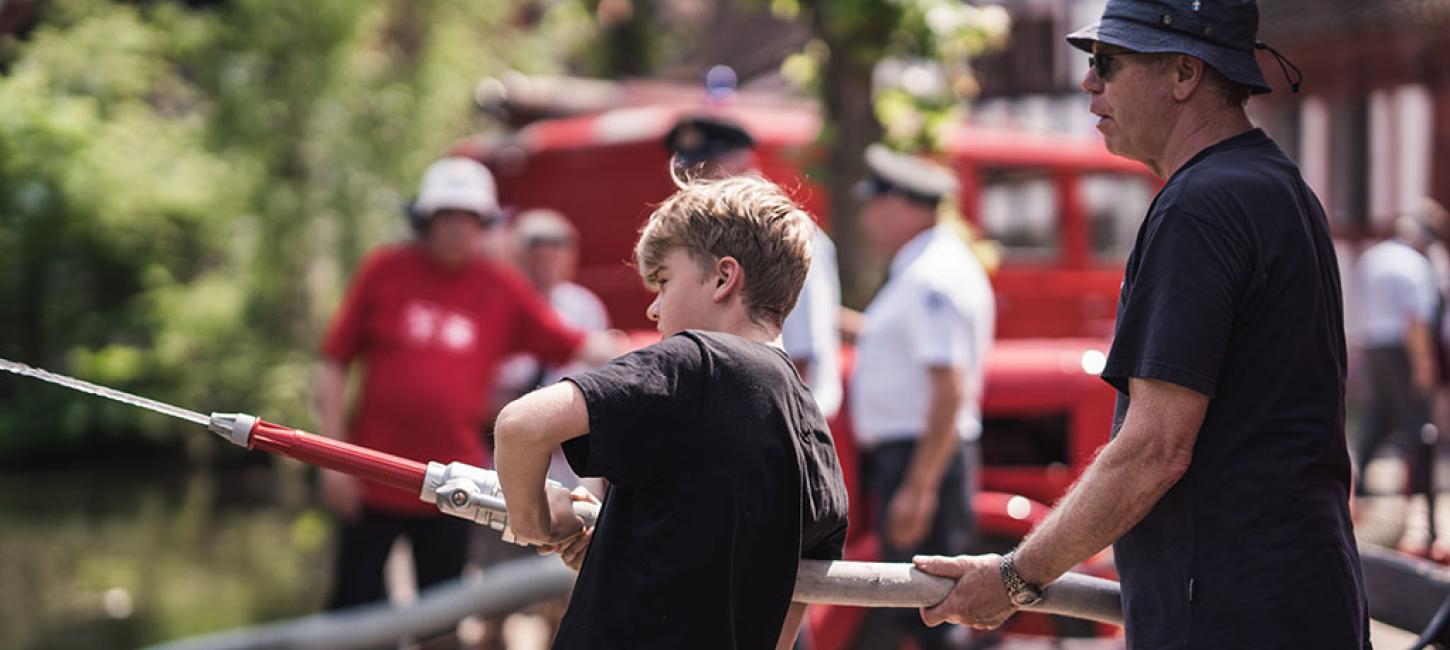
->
[1011,590,1041,606]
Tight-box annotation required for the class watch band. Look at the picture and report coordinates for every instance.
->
[999,550,1044,607]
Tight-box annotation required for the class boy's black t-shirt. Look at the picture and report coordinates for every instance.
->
[555,330,849,650]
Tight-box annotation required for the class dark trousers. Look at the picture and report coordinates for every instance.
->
[1356,345,1437,541]
[327,508,472,611]
[851,438,978,650]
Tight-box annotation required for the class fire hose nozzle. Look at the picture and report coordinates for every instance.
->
[421,461,512,532]
[207,412,257,447]
[421,461,600,541]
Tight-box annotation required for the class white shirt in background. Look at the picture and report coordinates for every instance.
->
[1357,239,1437,348]
[851,225,995,448]
[494,281,609,492]
[496,281,610,389]
[782,226,844,420]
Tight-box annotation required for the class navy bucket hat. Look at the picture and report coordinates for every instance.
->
[1067,0,1299,95]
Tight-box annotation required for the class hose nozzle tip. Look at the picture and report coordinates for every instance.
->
[207,412,257,447]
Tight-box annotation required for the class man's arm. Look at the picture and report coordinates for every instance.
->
[1406,318,1438,395]
[318,359,350,443]
[574,330,629,367]
[917,377,1207,628]
[316,359,362,520]
[1012,377,1205,583]
[774,602,808,650]
[888,366,965,549]
[494,381,592,545]
[838,307,865,345]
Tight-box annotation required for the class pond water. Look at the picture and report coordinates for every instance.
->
[0,462,334,649]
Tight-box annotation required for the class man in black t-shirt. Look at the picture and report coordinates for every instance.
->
[494,174,849,650]
[914,2,1370,649]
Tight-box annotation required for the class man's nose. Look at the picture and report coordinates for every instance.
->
[1081,67,1104,94]
[646,298,661,322]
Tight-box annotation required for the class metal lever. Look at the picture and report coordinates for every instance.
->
[433,477,512,531]
[420,461,600,540]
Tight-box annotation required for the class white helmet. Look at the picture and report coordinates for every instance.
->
[414,157,500,220]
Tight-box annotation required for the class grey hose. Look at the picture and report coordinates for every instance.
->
[572,497,1122,622]
[793,559,1122,624]
[591,492,1122,623]
[151,490,1125,650]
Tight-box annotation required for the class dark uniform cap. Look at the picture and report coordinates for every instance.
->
[858,144,959,205]
[1067,0,1271,94]
[662,116,755,165]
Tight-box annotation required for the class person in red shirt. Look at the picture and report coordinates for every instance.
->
[317,156,620,611]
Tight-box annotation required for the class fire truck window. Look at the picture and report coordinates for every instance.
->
[979,169,1059,260]
[980,412,1070,466]
[1083,173,1154,261]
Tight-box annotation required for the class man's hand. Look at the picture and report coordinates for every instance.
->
[508,484,587,546]
[915,554,1016,630]
[1414,364,1438,397]
[320,468,362,521]
[887,482,939,550]
[578,329,630,366]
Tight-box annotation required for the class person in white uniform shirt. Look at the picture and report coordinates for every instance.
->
[782,227,844,419]
[501,209,611,380]
[495,208,611,490]
[664,115,845,419]
[1355,207,1444,556]
[849,144,994,650]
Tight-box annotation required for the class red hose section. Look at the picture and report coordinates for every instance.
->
[247,419,428,495]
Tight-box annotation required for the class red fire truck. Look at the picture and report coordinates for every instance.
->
[455,94,1157,644]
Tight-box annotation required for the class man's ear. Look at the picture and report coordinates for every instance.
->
[713,256,743,303]
[1172,55,1206,102]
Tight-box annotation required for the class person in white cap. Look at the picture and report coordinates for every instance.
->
[315,157,622,615]
[494,209,612,444]
[499,208,612,387]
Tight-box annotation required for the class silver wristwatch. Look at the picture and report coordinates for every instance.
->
[999,551,1043,607]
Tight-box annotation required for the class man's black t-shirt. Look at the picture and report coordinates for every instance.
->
[555,330,849,650]
[1104,129,1369,649]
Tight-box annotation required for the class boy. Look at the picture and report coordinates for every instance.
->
[495,175,850,649]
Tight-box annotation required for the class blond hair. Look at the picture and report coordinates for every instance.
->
[635,174,815,328]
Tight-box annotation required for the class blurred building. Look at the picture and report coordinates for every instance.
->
[970,0,1450,236]
[1255,0,1450,237]
[970,0,1109,135]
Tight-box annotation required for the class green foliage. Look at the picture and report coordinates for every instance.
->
[783,0,1011,152]
[0,0,592,456]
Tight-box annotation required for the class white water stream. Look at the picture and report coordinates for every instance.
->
[0,357,210,427]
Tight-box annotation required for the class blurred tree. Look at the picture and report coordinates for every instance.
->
[0,0,249,457]
[0,0,593,461]
[777,0,1009,305]
[575,0,666,77]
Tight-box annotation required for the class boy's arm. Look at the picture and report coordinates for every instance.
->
[495,381,593,545]
[775,603,808,650]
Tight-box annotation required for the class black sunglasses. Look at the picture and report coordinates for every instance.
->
[1088,50,1153,81]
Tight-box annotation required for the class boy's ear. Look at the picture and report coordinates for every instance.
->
[712,256,743,303]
